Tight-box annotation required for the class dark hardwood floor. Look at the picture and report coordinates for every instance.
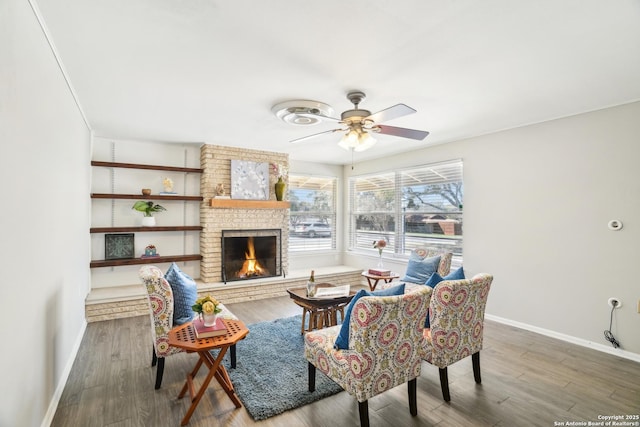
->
[51,295,640,427]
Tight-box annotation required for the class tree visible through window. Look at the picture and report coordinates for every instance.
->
[289,175,337,251]
[348,160,463,265]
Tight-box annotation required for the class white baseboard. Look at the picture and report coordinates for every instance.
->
[485,314,640,363]
[41,319,88,427]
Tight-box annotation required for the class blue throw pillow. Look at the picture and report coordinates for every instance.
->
[401,255,441,284]
[444,266,465,281]
[165,263,198,326]
[424,272,444,289]
[334,283,405,350]
[423,266,466,327]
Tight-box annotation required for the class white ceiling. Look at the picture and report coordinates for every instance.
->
[35,0,640,165]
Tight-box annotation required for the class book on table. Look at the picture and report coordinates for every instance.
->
[192,317,227,338]
[313,285,350,298]
[368,268,391,276]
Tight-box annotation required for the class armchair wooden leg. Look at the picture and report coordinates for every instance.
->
[472,351,481,383]
[308,362,316,392]
[155,357,165,390]
[439,367,450,402]
[151,346,157,367]
[230,344,237,369]
[358,400,370,427]
[408,378,418,416]
[301,307,308,334]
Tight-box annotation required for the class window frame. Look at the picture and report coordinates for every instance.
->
[288,174,337,252]
[348,159,463,264]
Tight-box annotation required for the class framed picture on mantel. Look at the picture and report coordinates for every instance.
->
[230,160,269,200]
[105,233,135,260]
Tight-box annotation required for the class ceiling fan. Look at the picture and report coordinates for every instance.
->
[290,91,429,152]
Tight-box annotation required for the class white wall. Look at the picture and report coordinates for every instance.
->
[0,1,91,425]
[343,101,640,358]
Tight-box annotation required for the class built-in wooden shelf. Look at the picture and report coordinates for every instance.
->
[91,161,203,174]
[90,226,202,233]
[91,193,203,201]
[90,254,202,268]
[210,199,291,209]
[91,160,204,270]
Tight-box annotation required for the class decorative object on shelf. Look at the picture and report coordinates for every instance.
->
[141,188,152,196]
[271,163,288,201]
[160,177,176,194]
[373,238,387,268]
[214,183,230,199]
[231,160,269,200]
[105,233,135,260]
[274,176,286,201]
[132,201,166,227]
[141,217,156,227]
[192,294,223,327]
[142,244,159,258]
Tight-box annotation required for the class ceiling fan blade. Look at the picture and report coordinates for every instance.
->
[376,125,429,140]
[290,128,342,144]
[366,103,416,123]
[296,112,342,123]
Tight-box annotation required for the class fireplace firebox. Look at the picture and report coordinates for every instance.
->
[221,229,282,283]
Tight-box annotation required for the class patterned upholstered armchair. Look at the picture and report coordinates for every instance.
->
[421,273,493,401]
[139,265,240,389]
[139,265,185,389]
[304,286,433,427]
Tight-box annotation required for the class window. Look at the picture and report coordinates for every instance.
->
[348,160,463,265]
[289,175,337,251]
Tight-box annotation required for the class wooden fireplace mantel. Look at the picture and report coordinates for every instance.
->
[210,199,290,209]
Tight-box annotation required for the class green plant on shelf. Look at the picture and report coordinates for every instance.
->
[132,201,166,217]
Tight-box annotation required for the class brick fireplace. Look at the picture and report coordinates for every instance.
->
[200,144,289,283]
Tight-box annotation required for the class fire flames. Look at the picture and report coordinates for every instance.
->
[237,237,269,278]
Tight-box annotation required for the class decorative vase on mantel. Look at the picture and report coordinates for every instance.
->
[274,176,286,201]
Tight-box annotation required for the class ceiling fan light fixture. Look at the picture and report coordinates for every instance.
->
[288,90,429,152]
[354,131,377,152]
[338,128,376,152]
[338,129,358,150]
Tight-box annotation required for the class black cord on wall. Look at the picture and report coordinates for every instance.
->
[604,303,620,348]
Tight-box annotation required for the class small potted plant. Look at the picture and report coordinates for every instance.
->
[132,201,166,227]
[192,295,222,326]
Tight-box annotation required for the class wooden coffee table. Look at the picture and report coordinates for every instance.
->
[168,319,249,425]
[287,283,357,334]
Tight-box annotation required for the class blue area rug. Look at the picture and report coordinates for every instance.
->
[226,315,343,420]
